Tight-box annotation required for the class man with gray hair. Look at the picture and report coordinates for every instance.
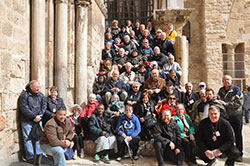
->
[183,82,199,116]
[196,105,240,166]
[18,80,47,164]
[218,75,244,160]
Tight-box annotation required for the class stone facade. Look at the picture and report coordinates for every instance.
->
[0,0,250,165]
[0,0,106,165]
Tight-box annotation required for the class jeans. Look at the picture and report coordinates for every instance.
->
[21,121,43,160]
[40,144,66,166]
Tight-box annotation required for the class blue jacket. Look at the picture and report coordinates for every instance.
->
[18,83,47,122]
[218,85,243,117]
[116,114,141,138]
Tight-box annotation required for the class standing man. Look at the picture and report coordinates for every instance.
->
[218,75,243,160]
[196,106,240,166]
[18,80,47,164]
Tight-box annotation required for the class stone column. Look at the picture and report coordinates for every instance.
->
[55,0,68,104]
[161,0,166,9]
[31,0,45,93]
[225,44,235,78]
[48,0,54,88]
[175,36,188,88]
[75,0,91,105]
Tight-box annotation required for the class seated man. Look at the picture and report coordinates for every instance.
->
[120,62,136,91]
[151,46,166,69]
[152,109,184,166]
[196,105,240,166]
[40,108,74,166]
[143,69,166,103]
[104,70,128,106]
[158,81,183,103]
[163,53,182,78]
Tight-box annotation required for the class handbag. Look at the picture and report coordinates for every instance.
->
[144,116,157,129]
[64,147,74,160]
[28,122,43,141]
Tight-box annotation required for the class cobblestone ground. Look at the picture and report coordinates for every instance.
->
[11,123,250,166]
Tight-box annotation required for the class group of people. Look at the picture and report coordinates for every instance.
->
[17,19,248,166]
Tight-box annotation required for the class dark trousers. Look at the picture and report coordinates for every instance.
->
[228,113,243,156]
[196,145,240,166]
[72,134,84,151]
[117,135,140,157]
[80,117,90,139]
[154,141,184,166]
[181,138,196,163]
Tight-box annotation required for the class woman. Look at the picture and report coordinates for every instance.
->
[134,91,156,140]
[43,86,66,127]
[79,94,99,138]
[89,104,117,164]
[68,104,85,159]
[173,104,196,165]
[125,82,142,108]
[115,105,141,161]
[156,94,186,116]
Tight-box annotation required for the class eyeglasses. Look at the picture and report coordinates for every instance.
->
[133,86,139,88]
[169,97,176,100]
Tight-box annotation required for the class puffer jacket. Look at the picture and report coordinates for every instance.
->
[18,83,47,122]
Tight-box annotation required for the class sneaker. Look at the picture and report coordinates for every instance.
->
[94,154,100,162]
[206,158,218,166]
[27,158,34,164]
[102,155,111,164]
[79,152,85,159]
[133,155,139,160]
[116,157,122,162]
[73,151,78,160]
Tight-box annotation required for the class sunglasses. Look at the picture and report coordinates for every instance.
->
[169,97,176,100]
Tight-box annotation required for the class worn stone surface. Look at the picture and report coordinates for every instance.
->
[0,115,6,131]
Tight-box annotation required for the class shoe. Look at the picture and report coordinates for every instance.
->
[206,158,218,166]
[73,151,78,160]
[177,160,183,166]
[116,157,122,162]
[235,156,243,162]
[79,151,85,159]
[94,154,100,162]
[133,155,139,160]
[27,158,34,164]
[102,155,111,164]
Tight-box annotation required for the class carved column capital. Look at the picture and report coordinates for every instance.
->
[54,0,68,4]
[76,0,91,7]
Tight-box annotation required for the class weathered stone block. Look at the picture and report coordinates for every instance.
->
[9,78,26,94]
[10,54,25,79]
[2,20,13,37]
[0,115,6,131]
[2,93,19,111]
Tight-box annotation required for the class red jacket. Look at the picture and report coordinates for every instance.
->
[80,102,99,118]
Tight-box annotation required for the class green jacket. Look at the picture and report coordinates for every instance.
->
[173,113,195,138]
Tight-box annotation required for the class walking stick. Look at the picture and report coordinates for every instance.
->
[124,138,134,165]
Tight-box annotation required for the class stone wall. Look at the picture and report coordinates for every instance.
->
[0,0,30,165]
[185,0,250,92]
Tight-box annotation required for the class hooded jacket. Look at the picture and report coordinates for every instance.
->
[18,83,47,122]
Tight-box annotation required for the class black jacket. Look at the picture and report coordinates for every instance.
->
[159,39,175,55]
[88,110,113,141]
[18,83,47,122]
[152,119,182,149]
[196,117,235,153]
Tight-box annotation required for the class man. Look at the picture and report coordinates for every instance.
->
[196,106,240,166]
[159,32,175,56]
[18,80,46,164]
[218,75,244,159]
[120,62,136,90]
[196,82,206,98]
[139,39,154,60]
[183,82,199,116]
[104,70,128,106]
[121,35,137,56]
[243,86,250,123]
[153,109,184,166]
[163,53,182,77]
[143,69,166,103]
[151,46,166,69]
[40,108,74,166]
